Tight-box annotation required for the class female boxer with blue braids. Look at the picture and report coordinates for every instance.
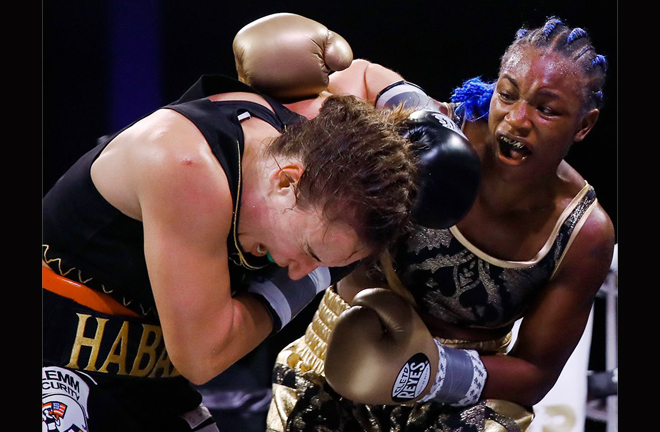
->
[321,17,614,431]
[451,17,607,125]
[230,14,615,432]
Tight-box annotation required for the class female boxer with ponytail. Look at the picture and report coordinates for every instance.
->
[41,26,421,430]
[231,14,615,431]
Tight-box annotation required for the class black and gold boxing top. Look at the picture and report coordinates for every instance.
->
[393,182,598,329]
[42,75,305,320]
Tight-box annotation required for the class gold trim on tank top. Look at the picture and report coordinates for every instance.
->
[450,182,593,269]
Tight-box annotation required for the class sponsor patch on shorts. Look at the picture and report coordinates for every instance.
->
[42,366,93,432]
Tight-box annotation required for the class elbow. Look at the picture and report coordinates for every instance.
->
[524,365,567,406]
[172,359,225,386]
[520,383,555,407]
[485,381,552,408]
[184,371,214,387]
[511,374,561,407]
[481,357,562,407]
[167,349,227,386]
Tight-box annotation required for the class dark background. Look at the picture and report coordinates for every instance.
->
[43,1,617,431]
[43,0,617,228]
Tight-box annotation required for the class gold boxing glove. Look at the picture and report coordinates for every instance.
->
[325,288,487,406]
[233,13,353,100]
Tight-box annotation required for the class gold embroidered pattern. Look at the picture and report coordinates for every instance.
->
[406,226,453,254]
[395,184,598,328]
[42,244,156,317]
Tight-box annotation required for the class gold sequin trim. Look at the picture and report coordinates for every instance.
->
[284,287,512,376]
[449,182,594,268]
[283,287,349,375]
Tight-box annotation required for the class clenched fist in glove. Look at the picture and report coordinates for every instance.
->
[374,81,481,229]
[325,288,488,406]
[233,13,353,100]
[402,108,481,229]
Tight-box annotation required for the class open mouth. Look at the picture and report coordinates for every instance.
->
[498,136,531,163]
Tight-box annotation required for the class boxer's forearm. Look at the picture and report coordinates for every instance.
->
[328,59,405,102]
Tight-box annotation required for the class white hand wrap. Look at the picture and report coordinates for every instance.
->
[419,339,488,406]
[246,266,331,331]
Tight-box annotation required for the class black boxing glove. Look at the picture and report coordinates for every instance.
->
[403,109,481,229]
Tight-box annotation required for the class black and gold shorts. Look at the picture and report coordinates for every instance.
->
[42,266,215,432]
[266,287,534,432]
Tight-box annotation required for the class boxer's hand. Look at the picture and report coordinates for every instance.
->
[325,288,439,405]
[233,13,353,100]
[374,81,481,229]
[325,288,488,407]
[403,109,481,229]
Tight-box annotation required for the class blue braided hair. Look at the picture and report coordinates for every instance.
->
[503,16,608,110]
[541,17,564,39]
[450,77,495,122]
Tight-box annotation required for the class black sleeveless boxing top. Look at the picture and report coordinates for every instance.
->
[42,75,305,320]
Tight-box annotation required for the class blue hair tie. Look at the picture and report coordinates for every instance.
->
[592,54,608,70]
[542,17,563,38]
[566,28,587,45]
[451,77,494,121]
[515,28,529,40]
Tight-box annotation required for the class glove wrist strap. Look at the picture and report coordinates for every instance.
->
[420,339,488,406]
[375,81,431,110]
[246,267,331,332]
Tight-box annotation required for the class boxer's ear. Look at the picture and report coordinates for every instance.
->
[270,161,303,196]
[573,108,599,143]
